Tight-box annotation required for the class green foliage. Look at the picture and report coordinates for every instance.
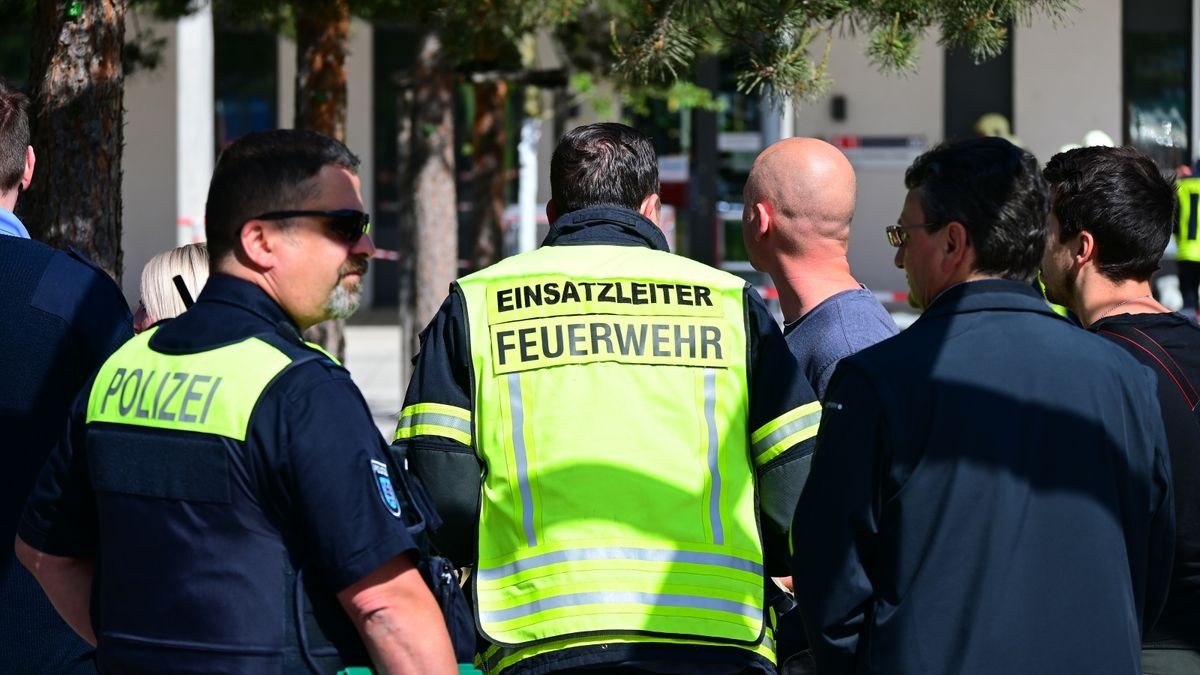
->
[556,0,1074,106]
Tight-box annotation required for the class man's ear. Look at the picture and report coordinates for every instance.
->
[238,219,278,271]
[21,146,34,191]
[545,200,558,225]
[752,202,771,242]
[1075,230,1097,265]
[941,221,973,272]
[638,193,661,226]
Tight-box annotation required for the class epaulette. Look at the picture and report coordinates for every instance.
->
[65,244,113,278]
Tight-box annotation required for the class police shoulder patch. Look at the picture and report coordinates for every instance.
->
[371,459,402,518]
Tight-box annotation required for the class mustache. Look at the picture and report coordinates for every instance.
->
[339,259,369,277]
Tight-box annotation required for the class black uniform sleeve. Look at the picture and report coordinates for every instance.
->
[744,289,822,575]
[392,291,482,568]
[789,359,882,675]
[272,368,420,592]
[18,387,99,557]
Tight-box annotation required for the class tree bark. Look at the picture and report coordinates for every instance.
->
[294,0,350,362]
[409,32,458,341]
[294,0,348,142]
[470,80,507,269]
[24,0,125,282]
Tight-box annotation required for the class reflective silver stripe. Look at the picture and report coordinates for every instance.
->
[397,412,471,435]
[479,591,760,624]
[508,374,537,547]
[705,369,723,545]
[752,410,823,459]
[477,547,763,582]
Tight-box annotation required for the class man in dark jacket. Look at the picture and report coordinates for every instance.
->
[1041,145,1200,673]
[0,76,131,674]
[790,137,1175,675]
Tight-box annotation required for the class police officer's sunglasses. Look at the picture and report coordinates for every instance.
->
[885,222,937,248]
[250,209,371,243]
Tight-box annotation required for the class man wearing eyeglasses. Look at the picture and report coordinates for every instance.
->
[16,130,457,674]
[790,137,1174,675]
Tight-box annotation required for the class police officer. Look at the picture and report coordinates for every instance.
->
[394,122,821,674]
[16,130,456,674]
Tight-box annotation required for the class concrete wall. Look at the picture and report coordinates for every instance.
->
[121,18,180,304]
[792,33,945,296]
[792,33,945,144]
[1014,0,1123,162]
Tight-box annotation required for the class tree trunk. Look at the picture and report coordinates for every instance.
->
[24,0,125,282]
[470,80,507,269]
[410,32,458,340]
[294,0,350,362]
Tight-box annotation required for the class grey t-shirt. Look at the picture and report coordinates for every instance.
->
[784,286,899,399]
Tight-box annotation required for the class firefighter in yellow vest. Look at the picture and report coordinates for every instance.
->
[1176,164,1200,318]
[394,123,823,674]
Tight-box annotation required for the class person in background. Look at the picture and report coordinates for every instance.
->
[1041,145,1200,673]
[133,242,210,332]
[0,76,131,674]
[741,137,898,400]
[792,137,1175,675]
[1175,161,1200,320]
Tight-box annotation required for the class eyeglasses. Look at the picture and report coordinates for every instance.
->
[251,209,371,243]
[885,222,937,248]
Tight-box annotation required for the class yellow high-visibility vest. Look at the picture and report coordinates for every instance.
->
[454,243,774,669]
[1176,177,1200,262]
[87,327,298,438]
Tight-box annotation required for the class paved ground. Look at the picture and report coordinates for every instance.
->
[343,325,405,438]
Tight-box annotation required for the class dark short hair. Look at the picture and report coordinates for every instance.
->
[205,129,360,264]
[1043,146,1177,282]
[550,122,659,217]
[905,137,1049,281]
[0,77,31,193]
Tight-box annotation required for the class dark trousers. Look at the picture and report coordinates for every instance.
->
[1178,260,1200,314]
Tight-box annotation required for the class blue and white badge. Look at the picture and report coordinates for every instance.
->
[371,459,402,518]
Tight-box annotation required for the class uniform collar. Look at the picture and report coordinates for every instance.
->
[919,278,1061,322]
[0,208,30,238]
[542,206,670,252]
[194,273,297,331]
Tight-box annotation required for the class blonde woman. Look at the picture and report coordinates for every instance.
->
[133,242,209,332]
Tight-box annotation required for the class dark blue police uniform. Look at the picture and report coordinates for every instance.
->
[20,274,421,674]
[1,235,132,674]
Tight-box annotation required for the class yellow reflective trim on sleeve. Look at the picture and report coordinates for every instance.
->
[750,401,822,467]
[393,402,473,445]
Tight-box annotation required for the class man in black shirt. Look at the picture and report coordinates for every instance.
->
[1041,145,1200,673]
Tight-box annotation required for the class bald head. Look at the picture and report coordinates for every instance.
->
[744,138,856,256]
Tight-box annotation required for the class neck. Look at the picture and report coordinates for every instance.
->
[773,255,859,322]
[1076,278,1163,327]
[0,190,17,213]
